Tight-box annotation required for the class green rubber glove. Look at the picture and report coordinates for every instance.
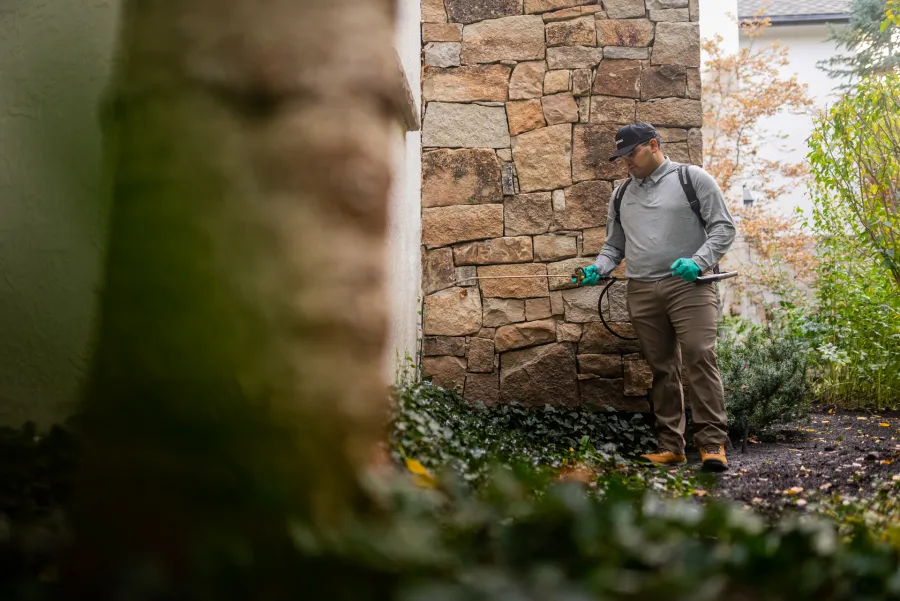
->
[572,265,602,286]
[670,258,701,282]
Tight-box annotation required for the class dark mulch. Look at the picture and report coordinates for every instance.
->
[692,406,900,511]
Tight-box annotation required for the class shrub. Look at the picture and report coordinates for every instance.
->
[806,74,900,409]
[6,393,900,600]
[0,422,77,599]
[389,478,900,601]
[717,319,810,448]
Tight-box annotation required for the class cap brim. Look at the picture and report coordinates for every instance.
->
[608,142,640,162]
[608,137,656,162]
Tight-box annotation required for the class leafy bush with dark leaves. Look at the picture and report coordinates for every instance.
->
[0,422,77,600]
[385,476,900,601]
[5,391,900,600]
[389,381,656,486]
[718,320,810,444]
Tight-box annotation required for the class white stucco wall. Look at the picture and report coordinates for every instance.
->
[0,0,118,427]
[385,0,423,383]
[739,23,845,216]
[700,0,740,62]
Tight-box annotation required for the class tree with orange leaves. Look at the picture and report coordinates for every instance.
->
[702,17,818,313]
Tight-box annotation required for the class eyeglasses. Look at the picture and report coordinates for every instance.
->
[624,142,649,160]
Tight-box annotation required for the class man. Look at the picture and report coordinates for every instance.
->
[575,122,736,472]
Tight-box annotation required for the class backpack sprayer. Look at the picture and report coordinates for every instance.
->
[458,269,739,341]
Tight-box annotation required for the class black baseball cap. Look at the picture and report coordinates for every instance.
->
[609,122,660,161]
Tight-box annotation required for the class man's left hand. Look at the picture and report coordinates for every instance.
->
[671,258,701,282]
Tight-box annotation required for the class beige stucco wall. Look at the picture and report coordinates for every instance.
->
[0,0,119,427]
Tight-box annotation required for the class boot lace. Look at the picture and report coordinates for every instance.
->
[701,444,723,454]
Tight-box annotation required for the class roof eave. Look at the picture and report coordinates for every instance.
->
[737,12,852,25]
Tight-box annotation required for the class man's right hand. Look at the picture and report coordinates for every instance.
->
[573,265,602,286]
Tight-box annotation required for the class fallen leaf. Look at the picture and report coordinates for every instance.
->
[786,486,804,495]
[796,499,808,507]
[559,463,595,484]
[693,489,708,497]
[819,483,833,491]
[881,423,891,427]
[404,457,438,488]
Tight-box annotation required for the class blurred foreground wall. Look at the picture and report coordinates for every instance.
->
[0,0,425,426]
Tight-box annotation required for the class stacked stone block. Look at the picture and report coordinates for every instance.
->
[420,0,702,410]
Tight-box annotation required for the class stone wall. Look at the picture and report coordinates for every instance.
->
[419,0,702,410]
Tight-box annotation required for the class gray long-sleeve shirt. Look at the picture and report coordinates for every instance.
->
[594,159,736,282]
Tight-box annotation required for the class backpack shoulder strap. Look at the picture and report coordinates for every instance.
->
[678,165,706,229]
[613,178,632,224]
[679,165,720,273]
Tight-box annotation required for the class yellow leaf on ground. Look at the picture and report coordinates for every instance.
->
[405,458,438,488]
[405,457,429,476]
[880,423,891,427]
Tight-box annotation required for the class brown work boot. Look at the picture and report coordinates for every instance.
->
[639,448,687,466]
[699,444,728,472]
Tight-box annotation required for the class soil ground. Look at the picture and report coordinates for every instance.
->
[675,405,900,512]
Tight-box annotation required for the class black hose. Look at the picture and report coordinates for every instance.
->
[597,277,638,341]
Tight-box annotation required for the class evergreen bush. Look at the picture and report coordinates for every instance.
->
[718,320,811,449]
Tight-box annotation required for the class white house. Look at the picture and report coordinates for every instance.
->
[737,0,851,216]
[693,1,851,321]
[700,0,742,60]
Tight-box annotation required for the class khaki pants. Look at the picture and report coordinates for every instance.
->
[626,278,728,453]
